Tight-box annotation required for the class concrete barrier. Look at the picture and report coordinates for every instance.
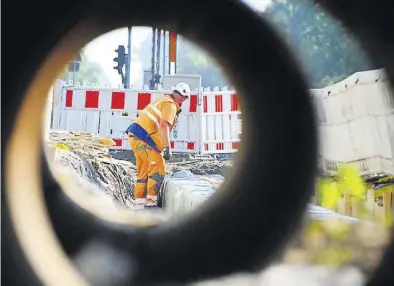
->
[161,171,359,222]
[161,171,222,217]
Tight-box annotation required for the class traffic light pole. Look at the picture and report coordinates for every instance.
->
[113,45,126,87]
[162,30,166,77]
[125,27,132,89]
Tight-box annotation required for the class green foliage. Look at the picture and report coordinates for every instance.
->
[138,0,378,88]
[264,0,377,88]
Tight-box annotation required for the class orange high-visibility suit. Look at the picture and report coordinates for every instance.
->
[127,95,180,207]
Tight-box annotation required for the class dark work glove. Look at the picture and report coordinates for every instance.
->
[162,146,172,160]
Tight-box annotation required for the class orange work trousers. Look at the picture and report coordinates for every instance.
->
[128,136,165,207]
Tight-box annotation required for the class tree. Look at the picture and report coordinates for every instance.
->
[264,0,377,87]
[59,50,110,84]
[139,1,377,89]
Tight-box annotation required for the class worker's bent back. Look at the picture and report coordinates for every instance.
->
[131,95,179,151]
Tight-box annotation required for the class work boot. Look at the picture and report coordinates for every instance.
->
[132,198,146,210]
[145,196,158,207]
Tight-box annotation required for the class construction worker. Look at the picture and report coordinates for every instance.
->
[126,82,191,208]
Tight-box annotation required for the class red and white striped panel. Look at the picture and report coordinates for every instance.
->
[202,91,240,113]
[203,142,240,153]
[63,88,199,113]
[170,141,196,152]
[200,91,241,153]
[112,138,127,148]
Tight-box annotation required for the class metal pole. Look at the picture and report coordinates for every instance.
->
[150,27,156,89]
[155,29,161,89]
[162,30,166,77]
[126,27,132,89]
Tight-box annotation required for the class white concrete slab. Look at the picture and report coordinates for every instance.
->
[162,172,359,222]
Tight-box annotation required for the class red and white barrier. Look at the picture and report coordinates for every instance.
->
[51,80,240,154]
[200,91,241,154]
[51,68,394,177]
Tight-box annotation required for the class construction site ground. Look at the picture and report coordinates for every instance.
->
[46,130,390,285]
[46,130,231,207]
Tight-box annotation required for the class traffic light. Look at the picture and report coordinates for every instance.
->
[113,45,126,74]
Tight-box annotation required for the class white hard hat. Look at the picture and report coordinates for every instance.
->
[173,82,191,98]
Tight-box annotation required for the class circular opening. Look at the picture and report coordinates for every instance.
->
[5,1,336,284]
[44,27,236,219]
